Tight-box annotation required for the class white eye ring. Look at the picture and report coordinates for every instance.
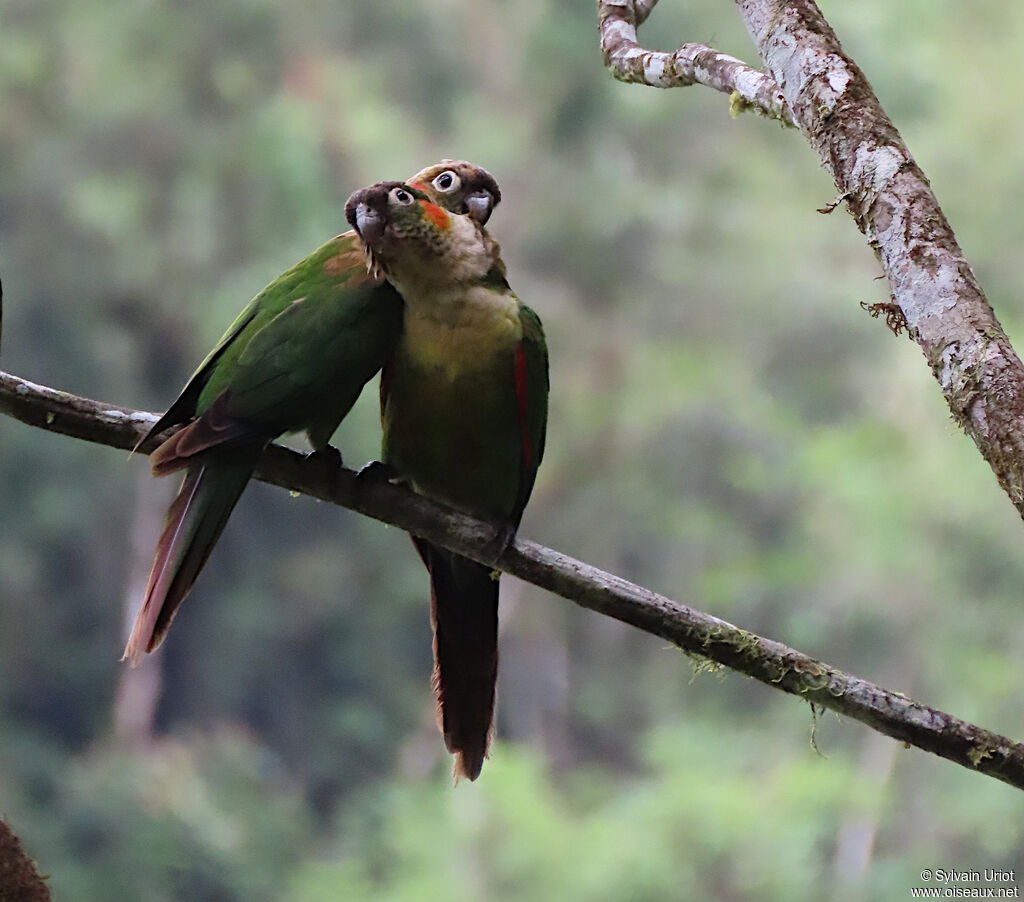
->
[431,170,461,194]
[390,187,415,206]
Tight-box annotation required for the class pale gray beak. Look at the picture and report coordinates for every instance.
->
[354,203,386,245]
[464,191,495,225]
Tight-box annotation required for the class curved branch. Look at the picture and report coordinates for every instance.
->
[599,0,1024,524]
[734,0,1024,519]
[598,0,791,122]
[3,368,1024,790]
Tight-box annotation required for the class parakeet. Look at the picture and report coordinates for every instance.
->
[124,162,502,665]
[346,181,548,781]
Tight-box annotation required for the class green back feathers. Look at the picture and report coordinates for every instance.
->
[143,230,402,468]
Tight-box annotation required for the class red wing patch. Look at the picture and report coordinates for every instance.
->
[514,344,534,468]
[419,199,451,231]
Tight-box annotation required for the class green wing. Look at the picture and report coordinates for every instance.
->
[224,282,402,448]
[203,234,401,426]
[146,231,403,464]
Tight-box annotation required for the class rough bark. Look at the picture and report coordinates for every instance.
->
[736,0,1024,516]
[3,368,1024,791]
[598,0,791,121]
[597,0,1024,522]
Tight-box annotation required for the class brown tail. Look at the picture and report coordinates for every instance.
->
[413,537,499,781]
[123,459,252,665]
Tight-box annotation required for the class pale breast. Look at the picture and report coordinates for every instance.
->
[401,285,522,379]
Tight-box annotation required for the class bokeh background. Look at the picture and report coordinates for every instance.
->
[2,0,1024,898]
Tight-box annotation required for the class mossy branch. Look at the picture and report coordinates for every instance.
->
[3,368,1024,791]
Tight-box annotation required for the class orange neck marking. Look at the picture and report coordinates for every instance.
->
[419,199,451,230]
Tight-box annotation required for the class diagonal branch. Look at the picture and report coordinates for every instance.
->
[735,0,1024,520]
[598,0,791,122]
[3,368,1024,790]
[598,0,1024,525]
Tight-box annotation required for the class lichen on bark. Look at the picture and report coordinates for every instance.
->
[735,0,1024,521]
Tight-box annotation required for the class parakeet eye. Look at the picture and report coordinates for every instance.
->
[390,187,415,206]
[432,170,461,193]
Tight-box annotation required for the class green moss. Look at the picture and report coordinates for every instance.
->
[729,91,755,119]
[687,654,726,682]
[967,745,995,768]
[807,702,829,758]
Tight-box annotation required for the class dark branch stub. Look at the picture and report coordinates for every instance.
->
[0,818,50,901]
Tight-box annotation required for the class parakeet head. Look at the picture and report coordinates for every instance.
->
[408,160,501,226]
[345,181,497,291]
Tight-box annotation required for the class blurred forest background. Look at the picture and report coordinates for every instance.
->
[2,0,1024,898]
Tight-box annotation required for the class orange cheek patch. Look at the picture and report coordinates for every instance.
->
[419,199,451,230]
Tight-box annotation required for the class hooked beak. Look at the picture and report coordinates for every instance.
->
[351,202,386,246]
[464,190,495,225]
[345,184,395,248]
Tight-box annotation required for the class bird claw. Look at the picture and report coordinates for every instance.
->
[356,459,407,487]
[306,444,343,471]
[483,522,516,570]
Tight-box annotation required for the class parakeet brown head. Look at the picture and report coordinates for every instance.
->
[345,181,498,292]
[408,160,501,226]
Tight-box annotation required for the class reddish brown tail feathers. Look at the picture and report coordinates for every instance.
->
[414,538,499,781]
[123,461,252,665]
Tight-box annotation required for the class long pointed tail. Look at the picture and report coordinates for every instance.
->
[414,538,499,782]
[123,460,252,665]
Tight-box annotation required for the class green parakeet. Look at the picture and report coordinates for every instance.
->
[346,180,548,781]
[125,162,502,665]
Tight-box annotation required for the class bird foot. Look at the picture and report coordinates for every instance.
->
[483,522,516,570]
[356,459,407,487]
[306,444,343,473]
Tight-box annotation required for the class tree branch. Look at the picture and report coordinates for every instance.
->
[4,368,1024,790]
[598,0,1024,524]
[598,0,792,122]
[735,0,1024,519]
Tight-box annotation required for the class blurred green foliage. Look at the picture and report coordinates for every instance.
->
[2,0,1024,898]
